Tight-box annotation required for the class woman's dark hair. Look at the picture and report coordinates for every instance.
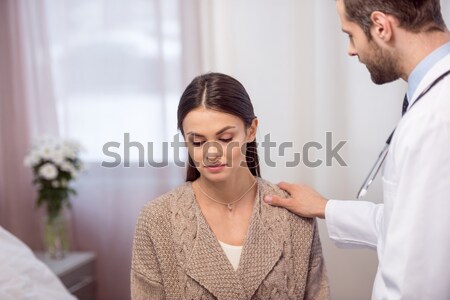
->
[177,72,260,182]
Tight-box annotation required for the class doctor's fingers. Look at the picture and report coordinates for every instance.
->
[263,194,295,210]
[264,181,299,214]
[264,182,327,218]
[277,181,314,199]
[277,181,299,195]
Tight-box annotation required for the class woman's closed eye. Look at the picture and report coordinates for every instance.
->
[190,137,233,147]
[191,140,205,147]
[219,138,232,143]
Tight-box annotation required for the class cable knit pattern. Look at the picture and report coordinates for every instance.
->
[131,178,330,300]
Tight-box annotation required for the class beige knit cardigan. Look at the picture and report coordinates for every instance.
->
[131,178,330,300]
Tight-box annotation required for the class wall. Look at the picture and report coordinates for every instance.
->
[196,0,450,298]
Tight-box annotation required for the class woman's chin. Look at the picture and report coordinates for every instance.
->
[199,167,231,182]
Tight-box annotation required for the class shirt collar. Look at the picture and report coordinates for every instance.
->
[407,41,450,101]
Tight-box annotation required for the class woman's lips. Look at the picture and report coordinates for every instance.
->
[205,164,226,173]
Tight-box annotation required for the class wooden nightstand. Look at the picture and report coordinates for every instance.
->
[35,252,96,300]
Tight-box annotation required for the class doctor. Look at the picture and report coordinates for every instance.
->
[264,0,450,299]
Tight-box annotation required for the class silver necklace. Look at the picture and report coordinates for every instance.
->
[196,179,257,211]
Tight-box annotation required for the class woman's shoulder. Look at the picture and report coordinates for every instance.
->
[138,182,192,222]
[258,177,314,228]
[257,177,290,199]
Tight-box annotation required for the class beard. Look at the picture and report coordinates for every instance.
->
[363,42,401,85]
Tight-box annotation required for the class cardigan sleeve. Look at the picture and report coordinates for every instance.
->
[130,205,166,300]
[304,219,330,300]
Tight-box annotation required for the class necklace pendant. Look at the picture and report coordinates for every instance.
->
[227,203,233,211]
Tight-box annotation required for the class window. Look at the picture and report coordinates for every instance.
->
[45,0,184,164]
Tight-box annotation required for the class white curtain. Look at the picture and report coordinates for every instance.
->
[0,0,59,248]
[1,0,201,299]
[46,0,200,300]
[42,0,200,299]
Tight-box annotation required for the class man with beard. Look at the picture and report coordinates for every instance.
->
[264,0,450,299]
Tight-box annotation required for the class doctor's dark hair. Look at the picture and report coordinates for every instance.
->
[341,0,447,38]
[177,72,260,182]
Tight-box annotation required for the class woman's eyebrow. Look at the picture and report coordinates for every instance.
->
[186,126,236,137]
[216,125,236,135]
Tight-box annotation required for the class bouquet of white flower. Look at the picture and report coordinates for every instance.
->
[24,137,83,220]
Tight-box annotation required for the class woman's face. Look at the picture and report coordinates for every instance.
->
[182,107,257,182]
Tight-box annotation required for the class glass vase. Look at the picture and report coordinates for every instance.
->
[44,212,70,259]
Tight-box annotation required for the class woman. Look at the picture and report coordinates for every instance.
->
[131,73,329,300]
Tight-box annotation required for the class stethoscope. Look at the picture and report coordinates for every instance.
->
[357,69,450,199]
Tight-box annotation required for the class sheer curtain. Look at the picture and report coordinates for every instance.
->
[42,1,201,299]
[0,0,59,248]
[0,0,201,299]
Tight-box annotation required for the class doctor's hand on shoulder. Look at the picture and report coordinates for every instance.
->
[264,182,328,219]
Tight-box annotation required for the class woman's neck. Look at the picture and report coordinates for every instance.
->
[194,170,258,245]
[195,170,257,205]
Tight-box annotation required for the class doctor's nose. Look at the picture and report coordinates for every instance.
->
[347,43,357,57]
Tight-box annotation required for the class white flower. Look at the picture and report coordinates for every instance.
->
[51,180,60,188]
[26,137,84,186]
[38,145,55,161]
[60,161,73,172]
[52,150,65,166]
[68,166,78,179]
[23,150,41,167]
[62,139,81,159]
[38,163,58,180]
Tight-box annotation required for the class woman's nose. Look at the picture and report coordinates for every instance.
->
[204,142,223,160]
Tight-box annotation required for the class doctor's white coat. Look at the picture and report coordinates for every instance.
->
[326,54,450,300]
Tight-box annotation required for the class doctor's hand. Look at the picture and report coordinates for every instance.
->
[264,182,328,219]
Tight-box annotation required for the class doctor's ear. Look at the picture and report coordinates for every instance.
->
[246,118,258,142]
[370,11,394,42]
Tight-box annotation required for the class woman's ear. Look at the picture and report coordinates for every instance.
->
[246,118,258,142]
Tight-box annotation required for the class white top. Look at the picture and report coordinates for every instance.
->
[0,226,76,300]
[325,53,450,300]
[218,240,242,271]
